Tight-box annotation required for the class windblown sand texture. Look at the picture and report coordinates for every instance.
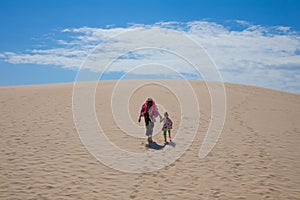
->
[1,80,300,199]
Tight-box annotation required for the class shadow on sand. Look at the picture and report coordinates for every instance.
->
[167,141,176,147]
[145,141,165,150]
[145,141,176,150]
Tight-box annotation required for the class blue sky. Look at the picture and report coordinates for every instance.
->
[0,0,300,93]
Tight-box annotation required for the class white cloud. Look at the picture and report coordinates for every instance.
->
[3,52,83,69]
[1,20,300,93]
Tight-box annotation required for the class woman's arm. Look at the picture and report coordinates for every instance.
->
[138,103,146,123]
[138,113,143,123]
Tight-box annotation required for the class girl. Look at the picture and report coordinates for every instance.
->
[160,112,173,143]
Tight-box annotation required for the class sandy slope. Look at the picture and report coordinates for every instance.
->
[0,80,300,199]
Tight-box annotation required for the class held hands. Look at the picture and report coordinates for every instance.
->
[159,116,163,123]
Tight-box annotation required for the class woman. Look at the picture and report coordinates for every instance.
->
[138,98,162,143]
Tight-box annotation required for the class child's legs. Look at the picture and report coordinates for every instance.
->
[163,130,167,142]
[168,130,171,139]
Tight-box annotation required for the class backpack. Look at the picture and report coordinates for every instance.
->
[141,100,155,116]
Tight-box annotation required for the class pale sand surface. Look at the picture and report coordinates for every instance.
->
[0,80,300,199]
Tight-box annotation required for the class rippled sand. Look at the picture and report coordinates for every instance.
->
[1,80,300,199]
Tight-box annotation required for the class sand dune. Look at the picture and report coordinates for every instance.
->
[0,80,300,199]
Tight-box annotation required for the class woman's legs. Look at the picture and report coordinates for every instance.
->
[146,121,154,143]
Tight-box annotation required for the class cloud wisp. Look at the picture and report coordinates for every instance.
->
[1,20,300,93]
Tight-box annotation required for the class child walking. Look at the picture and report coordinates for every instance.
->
[160,112,173,143]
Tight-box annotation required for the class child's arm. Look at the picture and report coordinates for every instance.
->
[158,113,162,121]
[160,117,164,123]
